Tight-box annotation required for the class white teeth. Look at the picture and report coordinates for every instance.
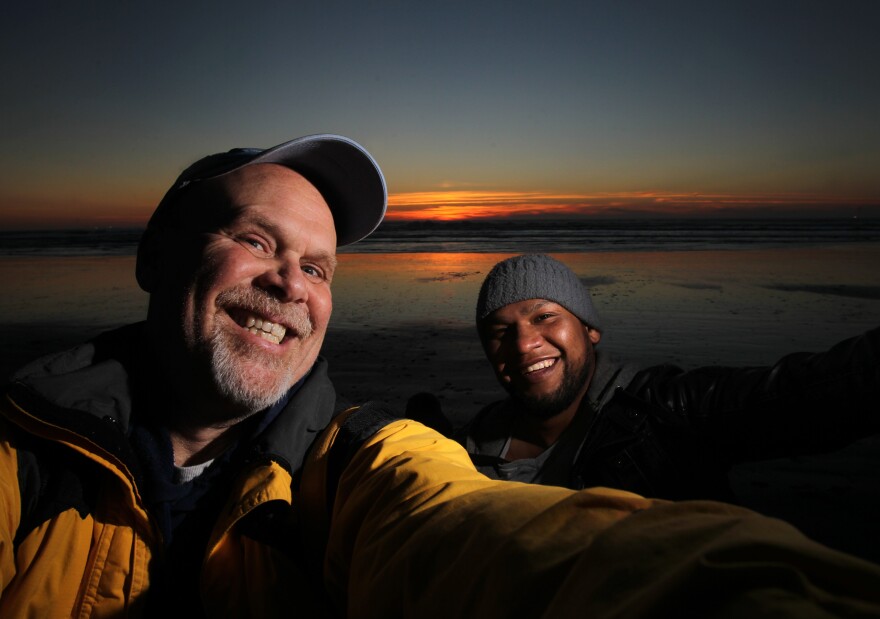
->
[239,313,287,344]
[525,359,555,374]
[246,328,281,344]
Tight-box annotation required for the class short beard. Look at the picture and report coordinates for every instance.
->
[208,331,294,416]
[508,356,591,419]
[203,286,314,417]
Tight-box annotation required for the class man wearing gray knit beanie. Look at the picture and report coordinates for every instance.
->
[455,254,880,514]
[474,254,605,424]
[460,254,628,480]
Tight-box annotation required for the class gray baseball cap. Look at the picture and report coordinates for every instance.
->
[148,134,387,246]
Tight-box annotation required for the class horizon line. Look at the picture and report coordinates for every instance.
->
[1,210,879,232]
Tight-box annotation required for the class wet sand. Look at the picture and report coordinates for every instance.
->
[2,246,879,562]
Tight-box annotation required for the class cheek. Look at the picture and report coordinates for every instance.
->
[569,332,593,364]
[307,286,333,329]
[184,259,242,328]
[202,250,250,287]
[189,249,256,308]
[187,266,226,313]
[486,345,509,375]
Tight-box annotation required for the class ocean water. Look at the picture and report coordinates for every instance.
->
[2,220,879,382]
[1,217,878,256]
[354,218,880,253]
[0,228,144,256]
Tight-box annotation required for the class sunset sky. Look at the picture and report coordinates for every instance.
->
[2,1,879,228]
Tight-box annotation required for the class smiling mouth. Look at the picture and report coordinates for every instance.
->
[524,358,556,374]
[234,312,287,345]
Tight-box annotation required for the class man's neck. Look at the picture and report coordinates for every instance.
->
[141,341,252,466]
[162,377,302,467]
[168,421,243,467]
[506,394,588,460]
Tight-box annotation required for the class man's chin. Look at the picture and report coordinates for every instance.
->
[211,372,292,417]
[504,361,591,419]
[209,345,296,415]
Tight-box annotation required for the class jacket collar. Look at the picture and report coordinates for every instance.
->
[7,322,340,477]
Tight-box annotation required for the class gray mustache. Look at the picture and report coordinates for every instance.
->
[217,286,314,339]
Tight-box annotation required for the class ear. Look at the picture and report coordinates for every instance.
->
[135,229,162,292]
[587,326,601,345]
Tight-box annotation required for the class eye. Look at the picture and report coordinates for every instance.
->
[301,264,325,282]
[488,326,507,340]
[238,235,272,255]
[535,313,554,322]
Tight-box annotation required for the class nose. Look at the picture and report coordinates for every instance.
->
[513,322,543,354]
[254,257,308,303]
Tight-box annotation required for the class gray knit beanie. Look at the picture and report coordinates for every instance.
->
[475,254,601,330]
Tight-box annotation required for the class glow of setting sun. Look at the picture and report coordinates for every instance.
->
[386,191,877,221]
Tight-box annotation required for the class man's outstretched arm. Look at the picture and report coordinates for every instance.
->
[302,411,880,618]
[628,326,880,461]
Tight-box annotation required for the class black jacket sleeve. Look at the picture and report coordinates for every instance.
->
[625,326,880,462]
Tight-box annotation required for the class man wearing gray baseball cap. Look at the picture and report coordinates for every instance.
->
[460,253,879,504]
[0,133,390,615]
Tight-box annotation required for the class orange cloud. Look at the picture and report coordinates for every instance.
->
[387,191,879,220]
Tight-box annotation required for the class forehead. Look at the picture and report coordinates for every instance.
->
[179,163,335,235]
[219,164,330,220]
[221,163,323,201]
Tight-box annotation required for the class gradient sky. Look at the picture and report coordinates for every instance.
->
[2,1,879,228]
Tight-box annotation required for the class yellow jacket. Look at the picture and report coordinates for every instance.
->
[3,326,880,617]
[303,410,880,618]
